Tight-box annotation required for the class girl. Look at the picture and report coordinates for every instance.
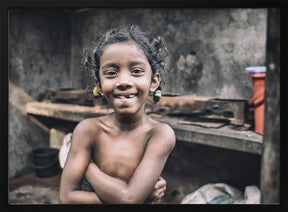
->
[59,25,175,204]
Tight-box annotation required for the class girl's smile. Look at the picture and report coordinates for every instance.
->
[113,92,138,99]
[113,91,138,106]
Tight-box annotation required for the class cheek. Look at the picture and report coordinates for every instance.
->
[99,81,113,96]
[100,76,152,96]
[138,79,152,94]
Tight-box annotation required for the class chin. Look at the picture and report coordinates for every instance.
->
[111,99,146,116]
[113,104,145,116]
[114,108,138,116]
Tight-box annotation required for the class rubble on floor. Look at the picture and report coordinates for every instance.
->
[9,185,59,204]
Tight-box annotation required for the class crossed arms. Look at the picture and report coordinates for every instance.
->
[59,121,175,204]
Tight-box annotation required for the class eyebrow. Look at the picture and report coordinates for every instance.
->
[101,61,147,70]
[101,63,119,70]
[129,61,147,67]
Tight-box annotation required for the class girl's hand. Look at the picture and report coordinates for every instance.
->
[146,176,166,204]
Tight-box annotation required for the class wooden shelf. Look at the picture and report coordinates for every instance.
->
[26,101,112,122]
[154,116,262,155]
[26,101,263,155]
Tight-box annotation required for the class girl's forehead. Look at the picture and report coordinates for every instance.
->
[103,41,143,53]
[100,41,149,63]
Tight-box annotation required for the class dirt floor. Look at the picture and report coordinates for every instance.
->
[9,172,61,204]
[9,172,182,204]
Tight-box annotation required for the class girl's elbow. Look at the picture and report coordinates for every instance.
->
[59,195,66,204]
[119,191,144,204]
[59,193,68,204]
[59,190,72,204]
[120,196,141,204]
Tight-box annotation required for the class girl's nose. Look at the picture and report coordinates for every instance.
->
[115,80,134,90]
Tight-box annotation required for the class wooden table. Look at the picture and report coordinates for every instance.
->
[26,101,263,155]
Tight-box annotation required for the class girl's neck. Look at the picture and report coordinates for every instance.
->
[112,110,148,131]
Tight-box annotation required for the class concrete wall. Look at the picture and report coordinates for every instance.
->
[8,8,267,183]
[8,9,71,178]
[71,8,267,99]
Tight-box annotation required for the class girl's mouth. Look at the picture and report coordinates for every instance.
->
[113,93,138,99]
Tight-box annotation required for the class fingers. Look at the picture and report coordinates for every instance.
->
[152,190,165,204]
[151,183,166,203]
[149,176,167,203]
[153,188,166,200]
[154,176,166,189]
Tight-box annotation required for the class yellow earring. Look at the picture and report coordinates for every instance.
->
[93,87,101,97]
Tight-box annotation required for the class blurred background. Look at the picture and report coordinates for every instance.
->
[8,8,280,204]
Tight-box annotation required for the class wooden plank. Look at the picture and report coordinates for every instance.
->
[147,96,248,125]
[172,125,262,155]
[153,116,263,155]
[45,88,94,106]
[177,120,227,129]
[26,101,112,122]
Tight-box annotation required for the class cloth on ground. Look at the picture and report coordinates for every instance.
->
[58,132,93,190]
[59,132,73,169]
[180,183,261,204]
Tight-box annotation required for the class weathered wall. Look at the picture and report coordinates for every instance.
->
[8,9,71,179]
[8,8,267,185]
[71,8,267,99]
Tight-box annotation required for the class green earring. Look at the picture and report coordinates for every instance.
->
[153,87,161,103]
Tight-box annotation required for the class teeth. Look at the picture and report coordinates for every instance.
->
[115,94,136,99]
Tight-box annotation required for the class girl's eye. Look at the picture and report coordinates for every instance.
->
[131,69,144,76]
[104,70,117,78]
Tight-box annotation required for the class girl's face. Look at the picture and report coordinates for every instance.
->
[98,41,160,116]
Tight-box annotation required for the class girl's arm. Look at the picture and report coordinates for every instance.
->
[85,123,175,204]
[59,119,103,204]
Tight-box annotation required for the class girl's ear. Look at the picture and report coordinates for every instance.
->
[95,79,103,95]
[150,73,161,93]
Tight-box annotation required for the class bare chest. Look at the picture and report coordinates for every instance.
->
[93,132,149,182]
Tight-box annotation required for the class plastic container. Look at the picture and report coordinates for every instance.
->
[31,147,60,178]
[246,66,266,135]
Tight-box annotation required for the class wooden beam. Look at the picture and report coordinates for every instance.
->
[260,8,280,204]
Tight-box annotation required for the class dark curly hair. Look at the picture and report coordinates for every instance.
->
[82,25,169,92]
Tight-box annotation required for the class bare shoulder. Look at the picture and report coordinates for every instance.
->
[150,122,176,152]
[74,116,107,133]
[74,118,96,134]
[153,122,175,137]
[72,116,106,144]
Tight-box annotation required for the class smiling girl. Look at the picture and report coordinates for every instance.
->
[59,25,175,204]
